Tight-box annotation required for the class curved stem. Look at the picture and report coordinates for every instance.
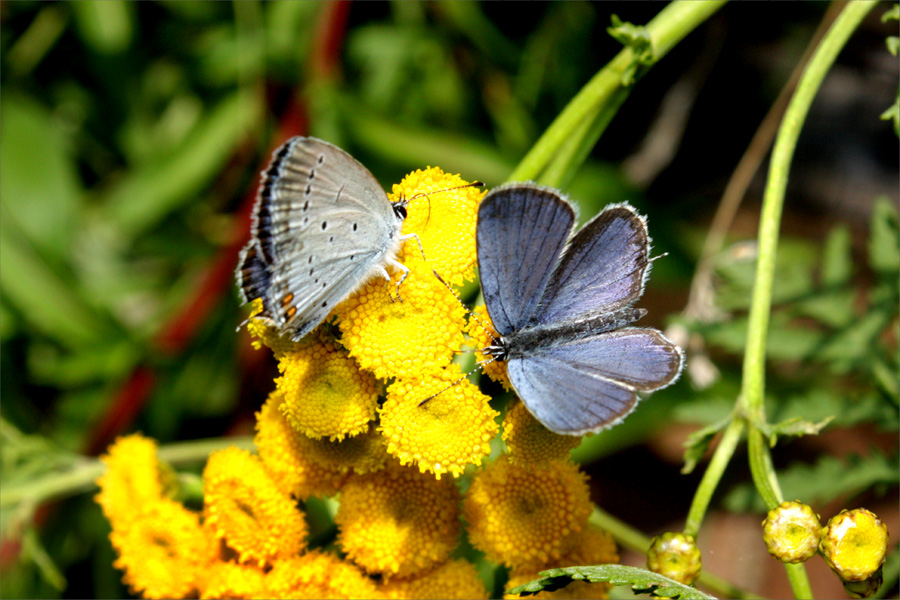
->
[508,0,726,184]
[683,416,745,538]
[737,3,877,598]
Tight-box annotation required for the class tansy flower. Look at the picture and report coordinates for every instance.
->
[335,255,468,381]
[198,561,268,599]
[502,400,582,464]
[109,498,217,600]
[761,500,821,563]
[463,457,592,571]
[820,508,889,582]
[276,333,379,440]
[380,365,499,478]
[466,304,511,390]
[95,434,171,527]
[380,559,489,599]
[389,167,485,286]
[505,524,619,599]
[255,392,387,499]
[203,446,307,566]
[336,461,461,578]
[266,550,383,599]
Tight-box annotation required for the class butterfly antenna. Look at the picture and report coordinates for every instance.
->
[417,355,499,407]
[431,269,499,344]
[408,181,484,229]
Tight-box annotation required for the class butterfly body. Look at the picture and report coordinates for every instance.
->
[477,183,684,436]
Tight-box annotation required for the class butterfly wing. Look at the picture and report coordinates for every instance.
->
[236,137,402,340]
[477,183,575,336]
[506,328,684,435]
[529,203,651,327]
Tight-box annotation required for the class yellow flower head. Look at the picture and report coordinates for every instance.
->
[390,167,485,286]
[380,366,499,479]
[380,559,489,600]
[267,550,383,599]
[820,508,890,582]
[109,498,217,600]
[255,392,388,499]
[466,304,511,390]
[503,524,620,599]
[276,334,379,440]
[96,434,169,528]
[336,461,462,578]
[463,457,592,571]
[335,258,468,381]
[202,446,307,566]
[502,400,582,464]
[198,561,268,600]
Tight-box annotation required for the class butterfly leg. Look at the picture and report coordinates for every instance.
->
[384,258,410,302]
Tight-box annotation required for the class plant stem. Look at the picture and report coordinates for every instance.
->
[683,416,745,538]
[0,436,254,509]
[737,2,877,598]
[508,0,725,184]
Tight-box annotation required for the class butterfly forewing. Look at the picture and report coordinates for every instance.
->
[477,183,575,336]
[237,137,402,340]
[529,203,650,327]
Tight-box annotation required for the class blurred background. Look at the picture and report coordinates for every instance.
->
[1,2,897,598]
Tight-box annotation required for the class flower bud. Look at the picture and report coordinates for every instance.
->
[761,500,821,563]
[820,508,889,582]
[647,532,702,585]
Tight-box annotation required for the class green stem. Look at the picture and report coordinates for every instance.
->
[740,0,877,510]
[736,2,876,598]
[0,436,254,509]
[508,0,725,184]
[683,416,745,538]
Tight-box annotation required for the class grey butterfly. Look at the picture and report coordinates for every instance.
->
[477,183,685,435]
[236,136,411,341]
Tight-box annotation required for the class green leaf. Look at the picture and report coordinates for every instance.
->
[761,415,833,444]
[607,15,655,86]
[105,90,261,237]
[868,197,900,275]
[682,416,730,474]
[0,94,82,262]
[821,225,853,286]
[71,0,133,54]
[507,564,715,599]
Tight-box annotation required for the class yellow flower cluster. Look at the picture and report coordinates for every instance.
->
[98,166,623,600]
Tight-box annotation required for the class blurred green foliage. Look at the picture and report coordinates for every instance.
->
[0,2,897,598]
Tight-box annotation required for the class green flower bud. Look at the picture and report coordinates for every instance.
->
[761,500,821,563]
[820,508,889,582]
[647,532,702,585]
[842,567,883,598]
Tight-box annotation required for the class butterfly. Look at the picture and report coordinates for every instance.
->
[476,183,685,435]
